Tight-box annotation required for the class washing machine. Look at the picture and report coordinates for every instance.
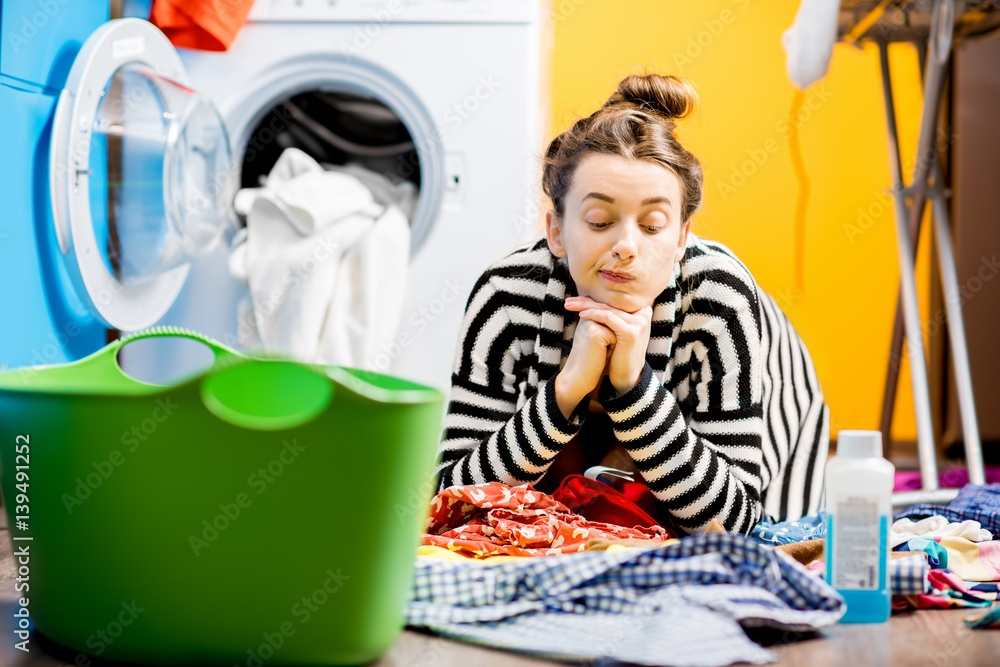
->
[0,0,549,394]
[0,1,234,373]
[121,0,549,391]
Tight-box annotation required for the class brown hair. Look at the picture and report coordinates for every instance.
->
[542,73,703,222]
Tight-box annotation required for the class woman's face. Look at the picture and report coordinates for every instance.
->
[546,153,692,312]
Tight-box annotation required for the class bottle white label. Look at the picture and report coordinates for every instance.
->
[831,496,881,590]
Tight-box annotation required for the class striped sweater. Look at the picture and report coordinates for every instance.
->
[434,234,829,535]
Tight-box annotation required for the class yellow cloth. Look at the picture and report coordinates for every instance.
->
[936,536,994,581]
[416,540,681,565]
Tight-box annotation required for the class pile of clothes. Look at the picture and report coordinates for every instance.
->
[406,480,1000,666]
[408,481,846,667]
[751,482,1000,628]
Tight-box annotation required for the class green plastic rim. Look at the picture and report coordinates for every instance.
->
[200,361,334,431]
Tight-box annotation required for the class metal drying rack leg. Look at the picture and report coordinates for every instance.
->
[873,0,985,510]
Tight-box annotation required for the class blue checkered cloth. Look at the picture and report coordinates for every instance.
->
[407,533,846,667]
[894,483,1000,536]
[890,553,930,595]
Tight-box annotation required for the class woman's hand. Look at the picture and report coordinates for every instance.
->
[553,315,617,419]
[565,296,653,396]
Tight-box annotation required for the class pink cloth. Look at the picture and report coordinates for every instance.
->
[894,569,994,611]
[893,465,1000,492]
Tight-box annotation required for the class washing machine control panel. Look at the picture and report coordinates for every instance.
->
[249,0,537,24]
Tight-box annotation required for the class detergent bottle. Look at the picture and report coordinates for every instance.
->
[824,430,895,623]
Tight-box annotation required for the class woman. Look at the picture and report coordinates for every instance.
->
[434,73,829,535]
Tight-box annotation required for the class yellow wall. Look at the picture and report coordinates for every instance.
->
[548,0,931,441]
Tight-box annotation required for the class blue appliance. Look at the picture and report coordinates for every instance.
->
[0,0,230,371]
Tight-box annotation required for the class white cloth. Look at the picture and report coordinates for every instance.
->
[230,148,412,367]
[889,515,994,549]
[322,162,419,222]
[782,0,840,90]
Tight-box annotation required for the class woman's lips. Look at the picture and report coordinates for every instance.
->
[600,271,634,284]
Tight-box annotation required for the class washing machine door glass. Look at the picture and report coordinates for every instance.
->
[91,64,230,282]
[50,18,231,331]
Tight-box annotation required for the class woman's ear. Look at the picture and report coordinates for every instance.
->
[674,218,692,262]
[545,209,567,258]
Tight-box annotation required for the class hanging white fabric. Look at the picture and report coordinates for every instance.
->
[229,147,413,368]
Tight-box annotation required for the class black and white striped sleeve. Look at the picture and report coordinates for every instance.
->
[434,275,584,491]
[597,260,765,536]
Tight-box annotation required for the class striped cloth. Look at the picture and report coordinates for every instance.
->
[407,532,845,667]
[435,235,829,534]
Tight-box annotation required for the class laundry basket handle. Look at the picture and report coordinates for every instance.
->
[117,326,243,367]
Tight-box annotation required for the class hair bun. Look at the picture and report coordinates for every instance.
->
[605,73,698,119]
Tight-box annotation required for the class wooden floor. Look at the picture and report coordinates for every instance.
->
[1,526,998,667]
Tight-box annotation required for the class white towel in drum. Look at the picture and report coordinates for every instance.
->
[229,148,412,367]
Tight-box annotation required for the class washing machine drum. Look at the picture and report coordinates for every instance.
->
[50,18,232,331]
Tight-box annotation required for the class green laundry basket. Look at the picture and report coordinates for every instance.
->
[0,327,445,665]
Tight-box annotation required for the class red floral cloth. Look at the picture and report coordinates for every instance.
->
[422,482,671,558]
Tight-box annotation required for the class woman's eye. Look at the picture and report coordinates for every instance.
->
[644,226,663,233]
[587,221,612,229]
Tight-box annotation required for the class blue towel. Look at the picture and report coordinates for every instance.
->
[749,511,827,546]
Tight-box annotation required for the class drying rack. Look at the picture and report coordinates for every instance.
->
[836,0,1000,507]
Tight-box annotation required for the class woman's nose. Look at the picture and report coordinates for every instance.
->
[612,225,638,260]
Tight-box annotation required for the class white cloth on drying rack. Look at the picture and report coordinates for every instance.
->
[229,147,413,367]
[782,0,840,90]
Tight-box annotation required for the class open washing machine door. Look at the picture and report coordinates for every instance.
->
[49,18,232,332]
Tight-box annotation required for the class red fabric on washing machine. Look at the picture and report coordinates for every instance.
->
[422,482,671,558]
[150,0,256,51]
